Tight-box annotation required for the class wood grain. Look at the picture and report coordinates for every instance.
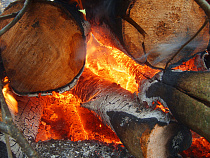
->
[0,1,86,95]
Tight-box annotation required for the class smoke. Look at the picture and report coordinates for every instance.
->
[137,35,206,67]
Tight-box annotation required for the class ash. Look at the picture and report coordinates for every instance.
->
[31,139,134,158]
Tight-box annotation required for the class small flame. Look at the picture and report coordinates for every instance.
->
[2,77,18,114]
[153,101,169,113]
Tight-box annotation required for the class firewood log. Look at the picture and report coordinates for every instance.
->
[72,68,192,158]
[0,83,45,157]
[139,70,210,142]
[83,0,209,69]
[0,0,88,95]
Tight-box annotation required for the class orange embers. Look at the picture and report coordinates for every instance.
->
[35,91,121,144]
[173,53,207,71]
[181,131,210,158]
[153,101,169,114]
[35,34,161,144]
[86,34,160,93]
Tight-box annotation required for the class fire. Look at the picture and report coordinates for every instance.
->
[1,33,209,157]
[153,101,169,113]
[2,77,18,114]
[181,131,210,158]
[86,34,160,93]
[32,34,210,156]
[173,53,207,71]
[36,91,121,144]
[36,33,161,144]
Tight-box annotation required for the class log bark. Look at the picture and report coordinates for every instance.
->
[0,0,87,95]
[83,0,209,69]
[72,68,192,158]
[140,70,210,142]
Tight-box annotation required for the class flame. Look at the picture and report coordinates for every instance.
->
[153,101,169,113]
[173,54,205,71]
[86,34,160,93]
[36,34,160,144]
[35,91,121,144]
[35,33,209,156]
[2,77,18,114]
[1,32,208,156]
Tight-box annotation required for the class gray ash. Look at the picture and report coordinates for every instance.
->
[31,139,134,158]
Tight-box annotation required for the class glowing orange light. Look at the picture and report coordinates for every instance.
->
[33,32,208,156]
[154,101,169,113]
[181,132,210,158]
[35,91,121,144]
[86,34,160,93]
[2,77,18,114]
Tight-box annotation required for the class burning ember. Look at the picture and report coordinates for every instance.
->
[2,33,209,157]
[35,91,121,144]
[0,1,209,157]
[34,34,161,144]
[181,131,210,157]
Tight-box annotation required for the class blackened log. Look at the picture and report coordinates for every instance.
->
[72,68,192,158]
[141,70,210,142]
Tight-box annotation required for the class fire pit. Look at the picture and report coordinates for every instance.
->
[0,0,209,158]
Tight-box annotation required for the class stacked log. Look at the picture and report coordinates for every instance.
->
[139,70,210,142]
[0,0,87,95]
[72,68,192,158]
[82,0,209,69]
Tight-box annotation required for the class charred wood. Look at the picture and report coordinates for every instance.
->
[72,68,192,158]
[140,70,210,142]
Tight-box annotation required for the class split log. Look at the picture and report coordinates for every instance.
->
[139,70,210,142]
[83,0,209,69]
[0,0,87,95]
[72,68,192,158]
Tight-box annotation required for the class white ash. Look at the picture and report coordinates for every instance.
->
[0,138,134,158]
[82,84,171,131]
[82,20,91,37]
[138,71,170,112]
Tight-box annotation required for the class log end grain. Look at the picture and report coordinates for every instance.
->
[0,1,86,95]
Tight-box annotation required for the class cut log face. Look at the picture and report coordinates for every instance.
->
[83,0,209,69]
[0,1,86,95]
[108,111,192,158]
[121,0,209,68]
